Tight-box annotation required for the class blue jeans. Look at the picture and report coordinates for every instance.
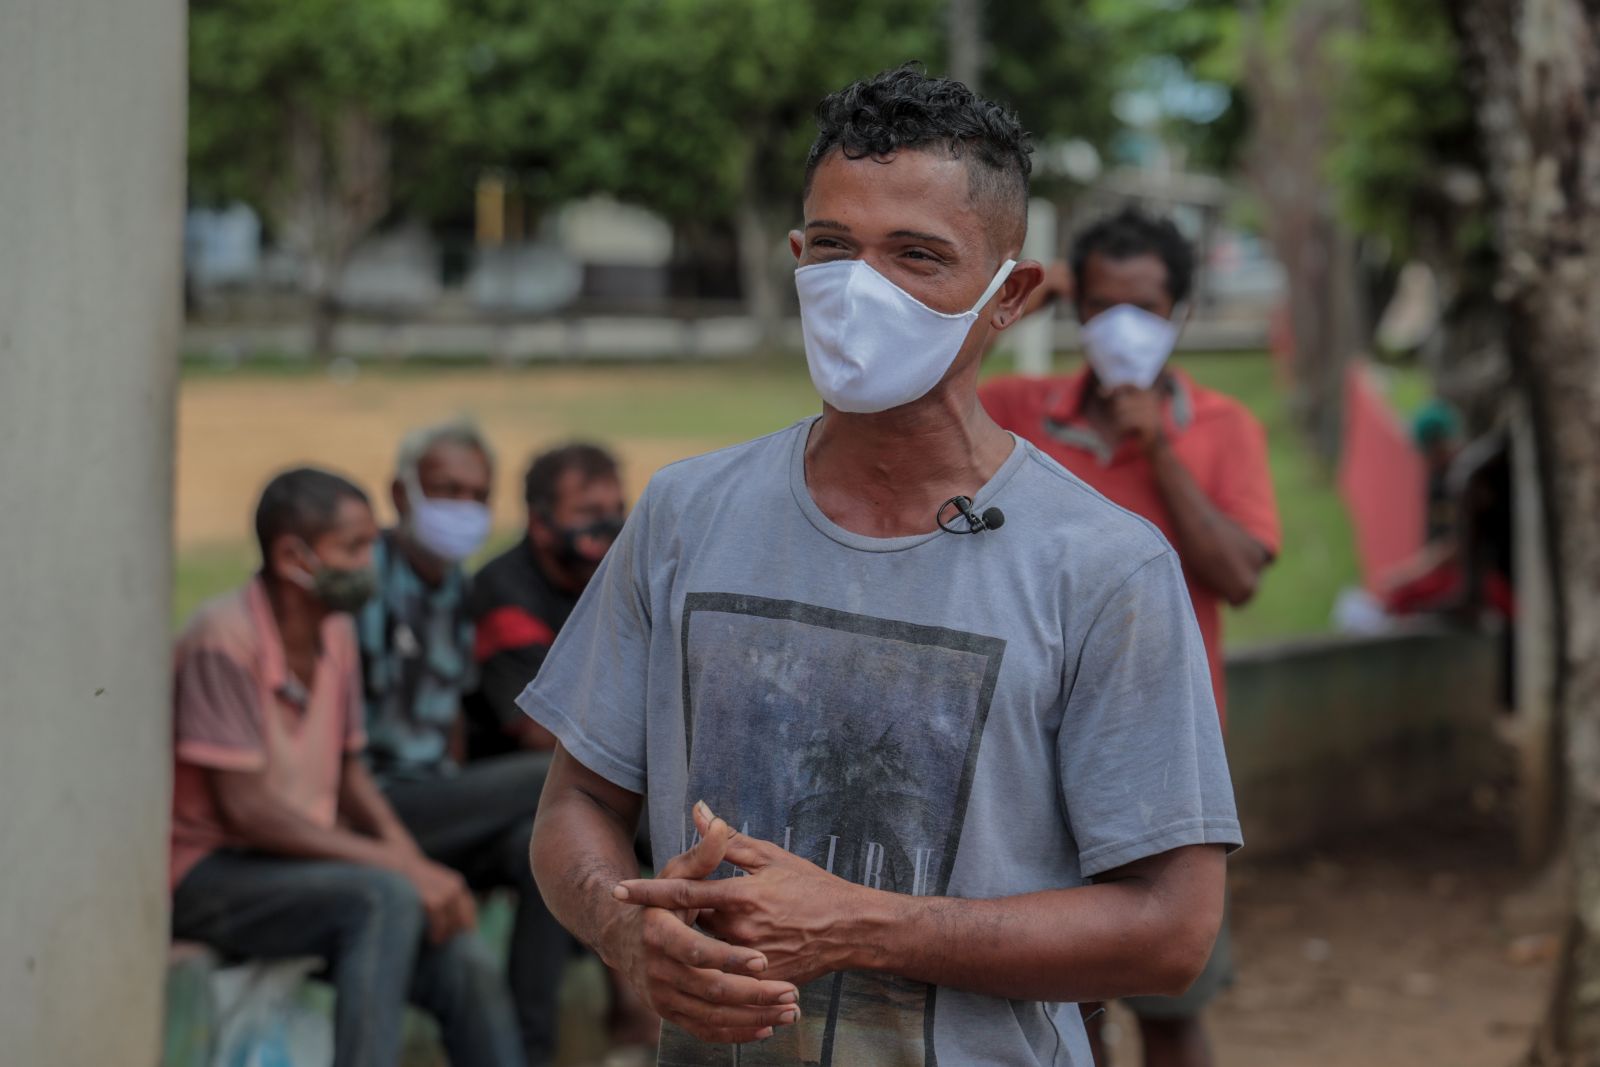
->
[382,751,575,1067]
[172,851,525,1067]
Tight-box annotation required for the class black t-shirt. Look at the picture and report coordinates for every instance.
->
[464,538,578,759]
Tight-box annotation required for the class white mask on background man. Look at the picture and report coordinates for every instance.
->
[796,257,1017,413]
[1080,303,1182,390]
[404,475,491,562]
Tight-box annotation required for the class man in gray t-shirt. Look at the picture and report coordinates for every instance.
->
[521,66,1239,1067]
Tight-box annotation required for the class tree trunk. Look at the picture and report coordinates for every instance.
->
[309,291,339,359]
[1239,0,1362,465]
[948,0,984,90]
[272,101,392,360]
[1453,1,1600,1061]
[735,179,785,352]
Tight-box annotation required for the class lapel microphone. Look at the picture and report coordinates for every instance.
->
[937,495,1006,535]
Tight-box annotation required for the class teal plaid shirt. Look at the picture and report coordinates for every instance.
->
[357,530,476,781]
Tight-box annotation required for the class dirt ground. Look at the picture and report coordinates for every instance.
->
[1097,816,1561,1067]
[176,366,741,548]
[176,360,852,553]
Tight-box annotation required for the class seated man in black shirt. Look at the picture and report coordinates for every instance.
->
[468,443,626,756]
[467,443,654,1048]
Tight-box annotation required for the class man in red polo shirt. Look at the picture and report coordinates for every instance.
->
[981,208,1279,1067]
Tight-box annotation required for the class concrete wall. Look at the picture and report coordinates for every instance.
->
[0,2,184,1063]
[1225,628,1504,856]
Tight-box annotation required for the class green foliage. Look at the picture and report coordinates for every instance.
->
[407,0,1133,229]
[189,0,460,213]
[192,0,1136,238]
[413,0,942,227]
[983,0,1122,157]
[1085,0,1252,171]
[1329,0,1483,262]
[1088,0,1483,264]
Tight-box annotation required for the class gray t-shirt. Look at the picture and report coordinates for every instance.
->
[518,417,1241,1067]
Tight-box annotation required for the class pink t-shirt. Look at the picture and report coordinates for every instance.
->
[169,577,367,889]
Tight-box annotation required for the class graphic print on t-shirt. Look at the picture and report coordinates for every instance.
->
[658,593,1006,1067]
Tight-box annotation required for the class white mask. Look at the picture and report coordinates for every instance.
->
[403,475,491,562]
[796,257,1017,413]
[1080,303,1182,390]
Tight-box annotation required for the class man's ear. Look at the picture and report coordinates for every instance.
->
[266,533,304,583]
[390,478,408,520]
[989,260,1046,332]
[526,512,549,547]
[788,229,804,261]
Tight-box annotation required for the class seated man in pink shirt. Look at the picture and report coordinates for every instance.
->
[168,467,524,1067]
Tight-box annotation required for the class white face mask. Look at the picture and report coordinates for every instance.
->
[1080,303,1182,390]
[796,257,1017,413]
[403,475,491,563]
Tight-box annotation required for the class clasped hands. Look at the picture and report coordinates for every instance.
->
[604,800,862,1044]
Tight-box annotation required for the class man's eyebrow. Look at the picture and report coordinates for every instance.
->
[889,229,956,247]
[805,219,852,232]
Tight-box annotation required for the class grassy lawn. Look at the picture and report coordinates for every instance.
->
[174,350,1358,647]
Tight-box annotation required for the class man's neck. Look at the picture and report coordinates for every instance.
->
[395,526,450,587]
[263,574,327,659]
[804,375,1014,538]
[525,536,582,598]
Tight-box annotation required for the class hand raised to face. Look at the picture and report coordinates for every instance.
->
[1103,385,1167,454]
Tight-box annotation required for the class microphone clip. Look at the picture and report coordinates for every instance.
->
[937,495,1005,535]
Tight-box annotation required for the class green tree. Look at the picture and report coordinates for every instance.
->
[189,0,461,354]
[1330,0,1499,400]
[424,0,941,338]
[981,0,1125,222]
[436,0,1129,337]
[1330,0,1481,266]
[1097,0,1490,461]
[984,1,1122,156]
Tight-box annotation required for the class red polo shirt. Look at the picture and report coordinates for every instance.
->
[980,368,1280,724]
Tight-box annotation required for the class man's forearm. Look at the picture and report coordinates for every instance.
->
[338,757,419,851]
[847,878,1218,1003]
[227,795,414,871]
[530,783,642,964]
[1148,440,1268,604]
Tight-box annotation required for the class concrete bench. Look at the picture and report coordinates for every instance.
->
[163,895,532,1067]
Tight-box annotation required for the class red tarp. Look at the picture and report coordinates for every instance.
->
[1337,363,1425,590]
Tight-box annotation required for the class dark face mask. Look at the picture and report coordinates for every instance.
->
[546,515,625,570]
[294,540,378,613]
[312,563,379,613]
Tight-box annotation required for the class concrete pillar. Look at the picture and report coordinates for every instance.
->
[0,2,184,1063]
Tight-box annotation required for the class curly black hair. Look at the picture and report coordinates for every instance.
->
[804,64,1032,244]
[1069,207,1195,306]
